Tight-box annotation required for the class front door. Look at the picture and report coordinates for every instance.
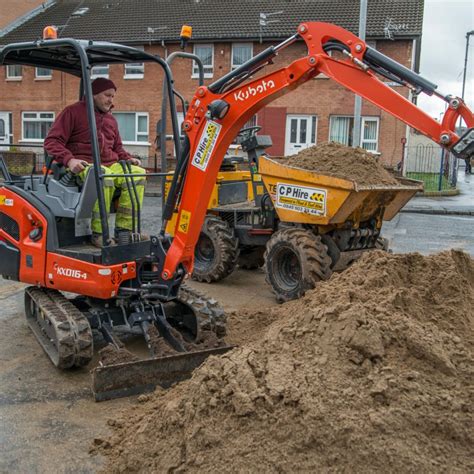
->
[0,112,11,147]
[284,115,317,155]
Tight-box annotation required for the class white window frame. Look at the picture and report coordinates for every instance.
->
[21,111,55,143]
[6,65,22,80]
[328,115,380,152]
[113,112,149,145]
[35,67,52,80]
[361,116,380,152]
[124,46,145,79]
[192,44,214,79]
[231,43,253,70]
[91,65,110,79]
[166,111,185,140]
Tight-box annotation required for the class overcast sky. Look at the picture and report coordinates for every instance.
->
[417,0,474,120]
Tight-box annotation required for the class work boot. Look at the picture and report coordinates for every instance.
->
[91,232,117,248]
[115,228,149,245]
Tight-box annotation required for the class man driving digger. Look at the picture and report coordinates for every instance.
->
[44,77,146,247]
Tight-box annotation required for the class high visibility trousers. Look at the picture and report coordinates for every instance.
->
[79,162,146,234]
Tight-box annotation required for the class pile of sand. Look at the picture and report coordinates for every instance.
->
[94,250,473,472]
[279,142,400,186]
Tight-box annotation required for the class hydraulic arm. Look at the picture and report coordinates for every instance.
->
[161,21,474,284]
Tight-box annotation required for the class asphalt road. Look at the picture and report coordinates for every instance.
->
[0,198,473,473]
[382,213,474,256]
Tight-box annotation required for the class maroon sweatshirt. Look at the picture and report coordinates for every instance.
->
[44,99,132,166]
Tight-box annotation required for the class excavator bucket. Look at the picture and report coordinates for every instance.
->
[91,345,232,401]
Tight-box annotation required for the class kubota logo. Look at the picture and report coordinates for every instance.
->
[54,264,87,280]
[233,79,276,102]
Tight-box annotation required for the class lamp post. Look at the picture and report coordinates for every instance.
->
[461,30,474,105]
[353,0,367,148]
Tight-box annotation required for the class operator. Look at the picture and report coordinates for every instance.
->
[44,77,146,247]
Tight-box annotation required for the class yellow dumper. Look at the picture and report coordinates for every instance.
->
[255,155,423,302]
[166,138,423,302]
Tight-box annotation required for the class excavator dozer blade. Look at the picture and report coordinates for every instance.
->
[91,345,233,401]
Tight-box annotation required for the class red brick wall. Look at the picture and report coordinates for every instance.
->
[0,38,415,167]
[257,107,287,156]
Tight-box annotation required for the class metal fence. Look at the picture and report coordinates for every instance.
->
[404,143,458,192]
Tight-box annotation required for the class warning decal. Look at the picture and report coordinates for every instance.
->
[276,182,326,216]
[178,210,191,234]
[191,120,222,171]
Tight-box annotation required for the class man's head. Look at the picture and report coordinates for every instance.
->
[91,78,117,113]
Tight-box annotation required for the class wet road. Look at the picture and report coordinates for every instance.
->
[382,213,474,255]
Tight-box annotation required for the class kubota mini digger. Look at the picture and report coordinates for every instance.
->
[0,22,472,399]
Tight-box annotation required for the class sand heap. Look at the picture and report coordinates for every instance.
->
[95,250,473,472]
[279,142,400,186]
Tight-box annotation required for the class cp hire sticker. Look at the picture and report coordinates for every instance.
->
[191,120,222,171]
[276,183,327,216]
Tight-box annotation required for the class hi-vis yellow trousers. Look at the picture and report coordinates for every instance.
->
[78,162,146,233]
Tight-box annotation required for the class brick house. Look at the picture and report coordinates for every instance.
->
[0,0,424,168]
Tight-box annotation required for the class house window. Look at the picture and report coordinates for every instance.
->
[22,112,55,141]
[6,65,22,79]
[329,116,380,151]
[361,117,380,151]
[166,112,185,140]
[91,65,109,79]
[192,44,213,78]
[124,46,145,79]
[35,67,52,79]
[113,112,149,144]
[232,43,253,70]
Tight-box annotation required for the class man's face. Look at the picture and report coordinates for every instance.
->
[93,88,116,113]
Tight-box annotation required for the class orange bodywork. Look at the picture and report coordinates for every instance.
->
[162,21,474,279]
[0,187,136,298]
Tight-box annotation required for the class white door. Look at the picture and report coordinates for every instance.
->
[285,115,317,155]
[0,113,11,147]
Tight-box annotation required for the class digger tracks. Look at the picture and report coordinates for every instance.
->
[25,286,93,369]
[178,284,227,338]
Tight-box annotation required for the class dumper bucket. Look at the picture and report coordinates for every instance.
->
[92,345,233,401]
[259,157,423,226]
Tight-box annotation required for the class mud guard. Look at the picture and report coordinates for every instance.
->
[91,345,233,401]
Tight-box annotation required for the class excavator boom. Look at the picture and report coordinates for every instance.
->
[161,21,474,282]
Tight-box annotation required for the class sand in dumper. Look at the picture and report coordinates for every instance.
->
[94,250,473,473]
[279,141,400,186]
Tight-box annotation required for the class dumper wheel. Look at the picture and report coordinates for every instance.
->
[238,246,265,270]
[192,216,239,283]
[264,228,332,303]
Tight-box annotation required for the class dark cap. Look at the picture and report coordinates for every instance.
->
[91,77,117,95]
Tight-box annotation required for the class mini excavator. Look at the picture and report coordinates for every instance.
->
[0,22,472,400]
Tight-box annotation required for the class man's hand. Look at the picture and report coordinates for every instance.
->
[129,157,142,166]
[68,158,89,174]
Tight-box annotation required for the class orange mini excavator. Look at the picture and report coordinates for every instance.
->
[0,23,472,400]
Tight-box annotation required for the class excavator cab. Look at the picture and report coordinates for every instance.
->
[0,34,230,400]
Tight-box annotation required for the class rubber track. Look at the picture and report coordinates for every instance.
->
[178,284,227,338]
[192,216,239,283]
[25,287,93,369]
[264,227,332,302]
